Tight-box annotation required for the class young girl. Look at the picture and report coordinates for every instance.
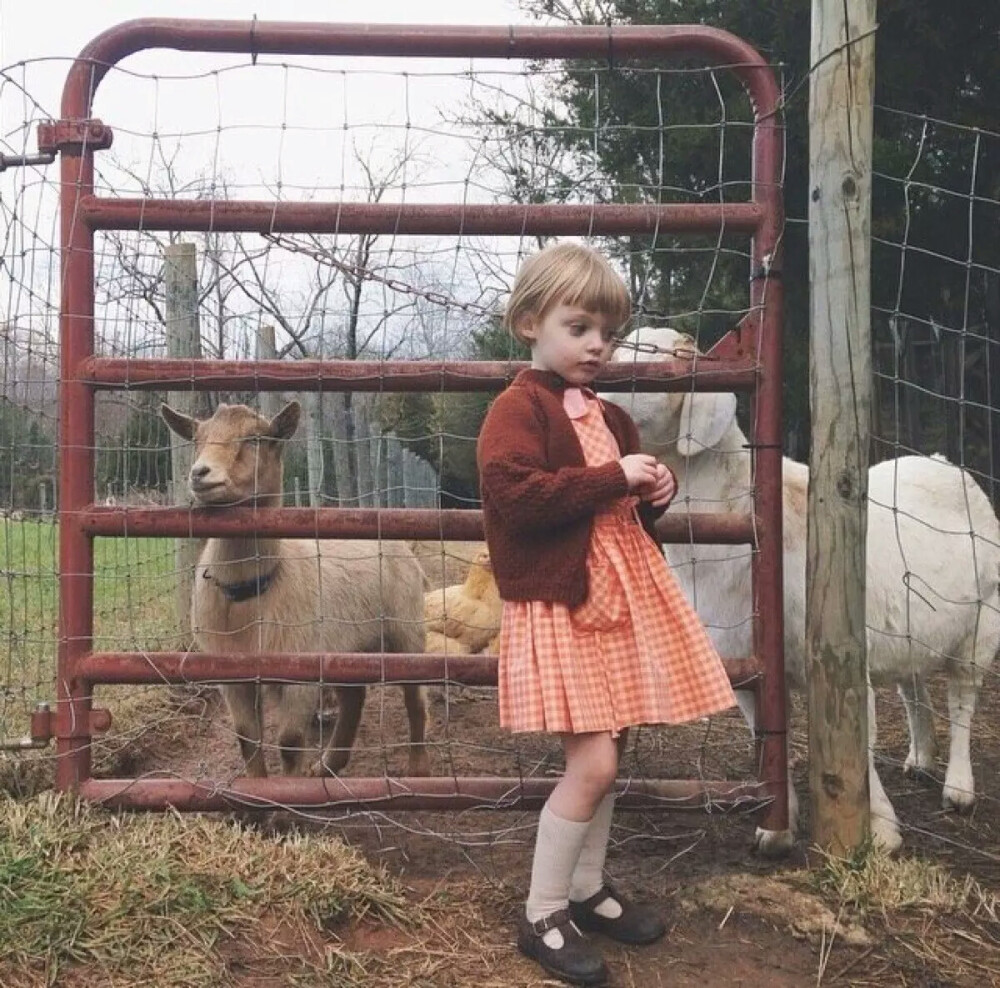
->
[477,243,736,987]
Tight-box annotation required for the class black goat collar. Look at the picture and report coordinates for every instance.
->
[206,567,278,603]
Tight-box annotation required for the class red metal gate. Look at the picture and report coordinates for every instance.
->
[51,19,786,828]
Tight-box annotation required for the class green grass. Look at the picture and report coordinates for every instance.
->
[0,518,184,782]
[0,792,415,988]
[1,518,178,642]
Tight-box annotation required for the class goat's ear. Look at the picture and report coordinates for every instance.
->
[676,391,737,457]
[270,401,301,441]
[160,403,198,441]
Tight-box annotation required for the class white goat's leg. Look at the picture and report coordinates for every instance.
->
[897,675,938,778]
[735,689,758,755]
[318,685,366,775]
[738,689,796,857]
[402,684,430,776]
[867,681,903,851]
[223,683,267,778]
[942,665,980,813]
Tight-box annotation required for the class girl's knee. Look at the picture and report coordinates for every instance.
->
[566,739,618,794]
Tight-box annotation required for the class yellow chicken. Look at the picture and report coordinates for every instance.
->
[423,550,502,655]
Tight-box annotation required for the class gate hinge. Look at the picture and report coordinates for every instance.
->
[0,701,112,751]
[36,118,114,156]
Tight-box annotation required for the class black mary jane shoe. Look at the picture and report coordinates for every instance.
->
[569,884,666,946]
[517,908,609,987]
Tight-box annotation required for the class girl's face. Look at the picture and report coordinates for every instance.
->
[518,302,619,387]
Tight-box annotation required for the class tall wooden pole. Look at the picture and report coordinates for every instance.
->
[807,0,876,853]
[165,243,209,644]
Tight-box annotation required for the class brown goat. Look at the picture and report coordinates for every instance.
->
[161,401,429,778]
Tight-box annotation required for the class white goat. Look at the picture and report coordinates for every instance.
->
[605,326,1000,853]
[161,401,429,779]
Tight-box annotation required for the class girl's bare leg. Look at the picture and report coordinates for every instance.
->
[525,732,619,945]
[547,731,619,821]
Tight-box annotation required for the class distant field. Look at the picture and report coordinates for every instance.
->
[0,518,182,749]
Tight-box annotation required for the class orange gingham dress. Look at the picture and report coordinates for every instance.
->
[497,390,736,735]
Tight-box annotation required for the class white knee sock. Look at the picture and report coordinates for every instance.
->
[569,794,622,919]
[526,802,591,948]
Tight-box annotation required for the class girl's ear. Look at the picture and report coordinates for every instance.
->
[676,392,737,457]
[516,314,539,344]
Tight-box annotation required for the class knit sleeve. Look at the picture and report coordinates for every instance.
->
[478,389,629,533]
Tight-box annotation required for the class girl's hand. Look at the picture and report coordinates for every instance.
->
[619,453,659,492]
[645,462,677,508]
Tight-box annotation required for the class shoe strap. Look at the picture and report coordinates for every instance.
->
[529,907,573,936]
[573,882,623,913]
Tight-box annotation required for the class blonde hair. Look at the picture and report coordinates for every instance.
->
[504,242,631,344]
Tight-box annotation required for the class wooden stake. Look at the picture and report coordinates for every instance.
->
[807,0,876,853]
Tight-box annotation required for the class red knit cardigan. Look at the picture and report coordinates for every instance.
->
[477,368,666,607]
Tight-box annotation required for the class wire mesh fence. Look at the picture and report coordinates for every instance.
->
[1,25,999,897]
[0,36,773,831]
[866,106,1000,878]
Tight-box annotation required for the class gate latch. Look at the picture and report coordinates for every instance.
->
[0,701,112,751]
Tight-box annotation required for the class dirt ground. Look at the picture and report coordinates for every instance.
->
[119,661,1000,988]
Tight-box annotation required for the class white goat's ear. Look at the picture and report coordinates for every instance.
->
[270,401,301,441]
[676,391,737,457]
[160,403,198,441]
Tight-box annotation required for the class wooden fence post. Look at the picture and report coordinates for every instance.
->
[807,0,876,853]
[255,323,283,420]
[165,242,209,644]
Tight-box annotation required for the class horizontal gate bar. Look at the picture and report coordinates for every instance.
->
[77,506,758,544]
[78,652,763,688]
[79,356,759,393]
[76,20,784,70]
[79,198,764,236]
[79,775,769,813]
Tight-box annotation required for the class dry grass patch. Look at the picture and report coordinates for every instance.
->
[812,839,1000,921]
[680,872,871,947]
[808,841,1000,985]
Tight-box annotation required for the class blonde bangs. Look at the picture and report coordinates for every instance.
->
[560,256,631,328]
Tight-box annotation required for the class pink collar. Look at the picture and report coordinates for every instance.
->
[563,386,596,419]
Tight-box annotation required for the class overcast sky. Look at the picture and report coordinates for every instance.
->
[0,1,534,159]
[0,0,531,75]
[0,1,556,356]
